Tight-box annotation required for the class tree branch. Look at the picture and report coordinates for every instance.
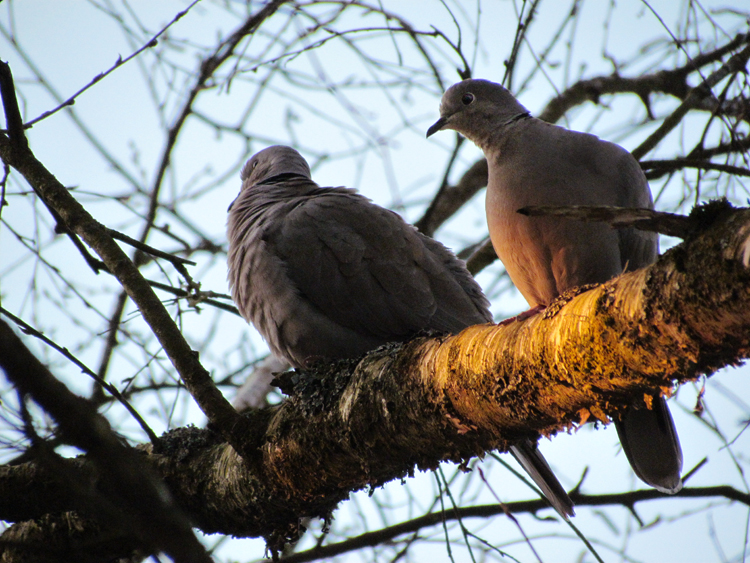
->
[276,485,750,563]
[538,32,750,124]
[20,1,202,129]
[0,319,211,563]
[416,148,487,237]
[631,40,750,160]
[0,63,244,444]
[2,201,749,555]
[518,204,695,238]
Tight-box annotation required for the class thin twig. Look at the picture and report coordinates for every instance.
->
[20,0,202,129]
[0,307,159,445]
[108,227,196,266]
[632,40,750,160]
[275,486,750,563]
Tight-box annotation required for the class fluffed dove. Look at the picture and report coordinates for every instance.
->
[227,145,575,519]
[427,78,683,494]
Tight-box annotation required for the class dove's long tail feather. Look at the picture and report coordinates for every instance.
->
[615,395,683,494]
[510,440,575,519]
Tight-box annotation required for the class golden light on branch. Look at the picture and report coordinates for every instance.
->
[417,201,750,439]
[189,203,750,542]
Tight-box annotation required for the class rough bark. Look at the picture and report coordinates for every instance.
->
[2,201,749,559]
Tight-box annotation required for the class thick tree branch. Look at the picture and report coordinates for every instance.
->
[427,202,749,436]
[3,202,749,555]
[194,200,750,544]
[1,513,143,563]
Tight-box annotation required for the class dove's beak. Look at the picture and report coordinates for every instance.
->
[426,116,448,138]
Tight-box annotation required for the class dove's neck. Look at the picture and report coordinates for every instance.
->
[231,177,317,228]
[257,172,309,185]
[473,112,531,153]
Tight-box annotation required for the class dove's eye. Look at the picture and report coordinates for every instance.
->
[461,93,475,105]
[252,161,259,169]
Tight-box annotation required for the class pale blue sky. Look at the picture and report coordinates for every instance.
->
[1,2,748,561]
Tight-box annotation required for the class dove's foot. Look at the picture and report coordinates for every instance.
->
[498,304,546,325]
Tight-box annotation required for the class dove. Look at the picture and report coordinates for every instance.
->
[427,78,683,494]
[227,145,575,519]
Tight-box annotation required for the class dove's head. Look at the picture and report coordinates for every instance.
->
[241,145,312,186]
[426,79,529,149]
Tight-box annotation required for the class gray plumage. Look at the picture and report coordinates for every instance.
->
[227,145,492,368]
[227,145,573,520]
[428,78,683,495]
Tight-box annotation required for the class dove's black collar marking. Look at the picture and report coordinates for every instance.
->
[256,172,310,185]
[510,111,531,123]
[228,173,312,211]
[499,111,531,130]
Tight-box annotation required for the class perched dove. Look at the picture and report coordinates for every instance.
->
[227,145,575,519]
[427,78,683,494]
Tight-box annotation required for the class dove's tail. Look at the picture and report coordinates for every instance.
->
[615,395,683,494]
[510,440,575,520]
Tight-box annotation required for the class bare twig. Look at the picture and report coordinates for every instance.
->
[538,32,750,125]
[108,228,196,267]
[0,307,159,445]
[642,158,750,180]
[518,204,696,238]
[632,40,750,160]
[20,1,202,129]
